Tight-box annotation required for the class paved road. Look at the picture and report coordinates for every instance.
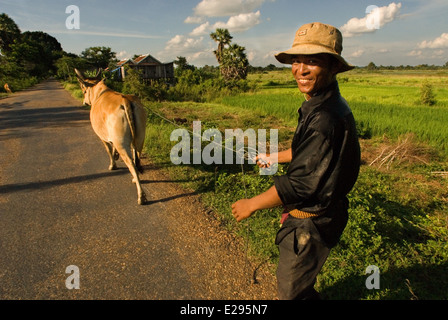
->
[0,80,276,300]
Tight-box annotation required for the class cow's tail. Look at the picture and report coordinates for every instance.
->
[122,99,141,171]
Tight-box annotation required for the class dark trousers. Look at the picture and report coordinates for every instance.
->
[275,217,331,300]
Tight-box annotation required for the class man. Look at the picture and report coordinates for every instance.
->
[231,22,361,300]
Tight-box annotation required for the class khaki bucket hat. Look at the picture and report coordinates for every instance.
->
[275,22,354,73]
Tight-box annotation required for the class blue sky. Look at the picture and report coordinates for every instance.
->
[1,0,447,67]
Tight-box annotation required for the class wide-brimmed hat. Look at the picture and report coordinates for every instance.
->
[275,22,354,73]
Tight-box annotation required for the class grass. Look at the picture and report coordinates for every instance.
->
[62,70,448,299]
[62,81,84,101]
[0,75,40,98]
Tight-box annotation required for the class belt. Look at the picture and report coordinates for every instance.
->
[288,209,325,219]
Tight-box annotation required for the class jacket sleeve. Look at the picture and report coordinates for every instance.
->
[273,122,334,207]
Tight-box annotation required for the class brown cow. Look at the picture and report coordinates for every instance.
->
[75,69,147,205]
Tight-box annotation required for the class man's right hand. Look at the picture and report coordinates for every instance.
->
[254,154,272,168]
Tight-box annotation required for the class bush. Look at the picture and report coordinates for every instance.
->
[356,120,372,139]
[420,81,436,106]
[121,68,146,98]
[167,69,253,102]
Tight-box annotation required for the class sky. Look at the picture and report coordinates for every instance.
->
[1,0,447,67]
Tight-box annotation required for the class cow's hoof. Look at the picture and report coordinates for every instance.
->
[108,164,117,170]
[138,194,147,205]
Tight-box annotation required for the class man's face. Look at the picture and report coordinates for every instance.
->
[291,54,337,98]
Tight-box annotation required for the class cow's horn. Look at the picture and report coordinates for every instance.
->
[95,68,103,80]
[74,68,85,81]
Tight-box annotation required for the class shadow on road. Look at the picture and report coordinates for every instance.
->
[145,190,200,205]
[0,170,128,195]
[0,105,89,132]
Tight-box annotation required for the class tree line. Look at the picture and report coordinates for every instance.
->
[364,61,448,71]
[0,13,120,92]
[0,13,63,91]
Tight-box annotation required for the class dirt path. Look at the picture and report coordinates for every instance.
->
[0,79,277,300]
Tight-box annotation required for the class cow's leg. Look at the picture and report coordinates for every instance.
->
[102,141,117,170]
[133,147,143,174]
[115,143,146,205]
[113,146,119,161]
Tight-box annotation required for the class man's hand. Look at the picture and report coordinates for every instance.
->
[231,186,283,222]
[231,199,255,222]
[254,153,272,168]
[254,149,292,168]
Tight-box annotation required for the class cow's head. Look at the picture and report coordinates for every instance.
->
[74,69,102,106]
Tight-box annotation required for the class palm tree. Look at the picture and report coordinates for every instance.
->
[210,29,248,81]
[210,28,232,64]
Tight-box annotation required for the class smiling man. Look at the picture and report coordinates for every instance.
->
[231,22,361,300]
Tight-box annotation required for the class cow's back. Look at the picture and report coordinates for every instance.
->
[90,91,131,143]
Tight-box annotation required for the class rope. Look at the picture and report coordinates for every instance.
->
[146,105,260,160]
[146,105,259,284]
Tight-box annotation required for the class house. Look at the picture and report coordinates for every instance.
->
[114,54,174,81]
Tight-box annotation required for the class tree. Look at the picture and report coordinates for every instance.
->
[210,29,248,81]
[55,54,90,80]
[81,46,117,69]
[22,31,62,53]
[210,28,232,65]
[8,31,64,77]
[22,31,63,74]
[220,43,248,81]
[173,56,195,77]
[0,13,21,54]
[122,67,146,98]
[366,61,377,71]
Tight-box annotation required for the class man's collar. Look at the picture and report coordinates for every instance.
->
[300,81,340,115]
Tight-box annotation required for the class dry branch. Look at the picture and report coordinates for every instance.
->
[369,134,432,169]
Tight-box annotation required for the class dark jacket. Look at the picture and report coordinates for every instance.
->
[273,80,360,247]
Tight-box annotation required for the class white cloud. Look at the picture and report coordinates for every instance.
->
[161,36,216,66]
[407,50,422,57]
[164,35,205,55]
[184,16,205,24]
[116,51,129,60]
[193,0,265,17]
[189,49,216,65]
[212,11,261,33]
[340,2,402,38]
[247,50,256,62]
[190,22,211,36]
[349,49,365,58]
[167,0,269,66]
[418,33,448,49]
